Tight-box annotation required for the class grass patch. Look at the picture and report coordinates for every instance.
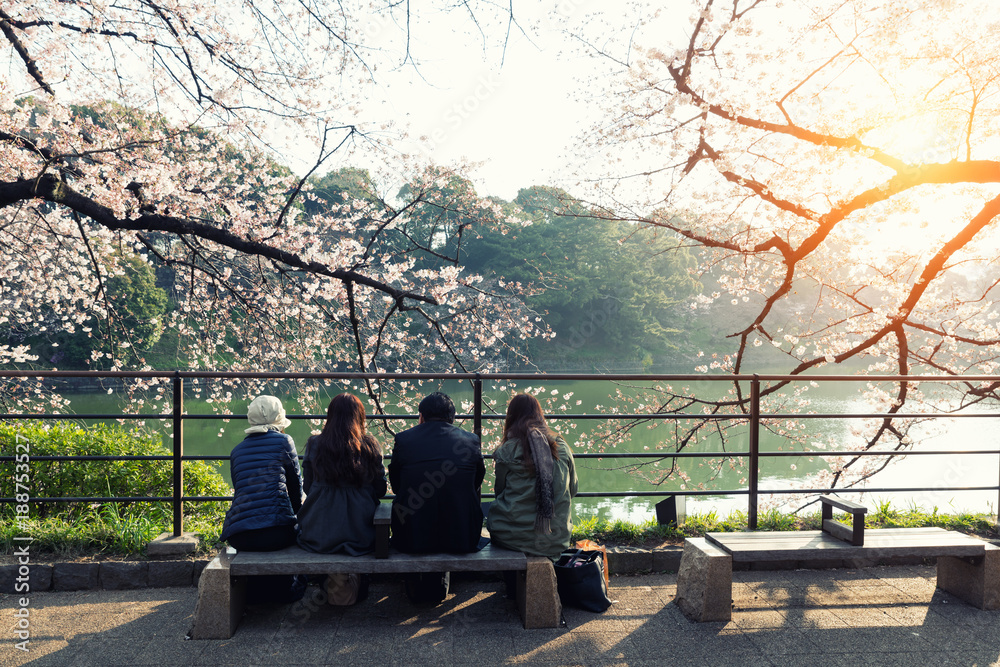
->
[0,509,225,560]
[1,421,229,560]
[572,504,998,548]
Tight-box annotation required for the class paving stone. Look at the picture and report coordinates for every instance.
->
[146,532,200,557]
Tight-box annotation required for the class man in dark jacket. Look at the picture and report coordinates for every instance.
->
[389,392,485,602]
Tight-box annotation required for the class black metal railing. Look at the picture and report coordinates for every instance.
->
[2,370,999,535]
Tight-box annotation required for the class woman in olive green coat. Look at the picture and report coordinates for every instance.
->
[487,393,578,560]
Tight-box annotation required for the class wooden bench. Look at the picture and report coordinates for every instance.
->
[676,496,1000,622]
[191,504,562,639]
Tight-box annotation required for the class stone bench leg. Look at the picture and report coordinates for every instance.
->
[675,538,733,622]
[517,557,562,628]
[937,544,1000,610]
[190,548,246,639]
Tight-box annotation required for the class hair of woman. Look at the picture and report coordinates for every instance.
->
[308,393,382,486]
[502,393,560,475]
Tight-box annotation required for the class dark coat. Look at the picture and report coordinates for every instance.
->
[296,435,388,556]
[388,421,485,553]
[220,430,303,542]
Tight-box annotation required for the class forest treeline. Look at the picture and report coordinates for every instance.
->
[308,168,707,369]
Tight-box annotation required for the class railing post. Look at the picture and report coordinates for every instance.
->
[473,373,483,438]
[748,374,760,530]
[172,371,184,537]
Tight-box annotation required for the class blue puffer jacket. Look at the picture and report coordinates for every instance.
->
[220,430,303,542]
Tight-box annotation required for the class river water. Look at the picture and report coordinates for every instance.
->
[60,375,1000,522]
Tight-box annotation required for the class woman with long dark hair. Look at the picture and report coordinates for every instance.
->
[486,393,577,559]
[297,393,387,556]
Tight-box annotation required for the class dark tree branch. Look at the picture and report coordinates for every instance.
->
[0,174,439,307]
[0,9,54,94]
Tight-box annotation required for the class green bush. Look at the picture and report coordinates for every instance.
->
[0,421,231,524]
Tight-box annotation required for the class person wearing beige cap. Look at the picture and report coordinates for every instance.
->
[221,395,303,551]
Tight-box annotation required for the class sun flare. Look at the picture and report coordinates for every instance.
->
[863,114,954,166]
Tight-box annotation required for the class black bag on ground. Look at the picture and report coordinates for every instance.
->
[553,549,612,612]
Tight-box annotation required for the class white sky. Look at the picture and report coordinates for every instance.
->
[379,47,599,201]
[317,3,664,202]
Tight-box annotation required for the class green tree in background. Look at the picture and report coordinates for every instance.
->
[463,186,701,365]
[306,167,381,216]
[23,254,169,369]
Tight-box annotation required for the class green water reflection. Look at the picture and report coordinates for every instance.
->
[55,376,1000,521]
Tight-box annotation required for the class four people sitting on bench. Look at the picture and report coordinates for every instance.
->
[220,390,577,606]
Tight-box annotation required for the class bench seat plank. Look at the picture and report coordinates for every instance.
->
[232,544,528,575]
[706,528,987,562]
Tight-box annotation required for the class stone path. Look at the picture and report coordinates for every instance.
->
[2,565,999,666]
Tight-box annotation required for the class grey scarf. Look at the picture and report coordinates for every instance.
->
[528,428,555,534]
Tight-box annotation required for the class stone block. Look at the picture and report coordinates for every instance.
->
[100,561,149,590]
[517,556,562,629]
[148,560,196,588]
[147,532,200,557]
[675,538,733,622]
[938,544,1000,610]
[651,547,682,573]
[190,548,245,640]
[607,547,652,575]
[0,564,52,593]
[0,565,20,594]
[31,564,53,591]
[52,562,100,591]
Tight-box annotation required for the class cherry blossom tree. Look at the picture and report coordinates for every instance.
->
[0,1,541,416]
[574,0,1000,493]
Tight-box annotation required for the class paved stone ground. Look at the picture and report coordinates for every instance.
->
[2,565,999,666]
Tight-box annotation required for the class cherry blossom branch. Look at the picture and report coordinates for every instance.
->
[0,173,439,308]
